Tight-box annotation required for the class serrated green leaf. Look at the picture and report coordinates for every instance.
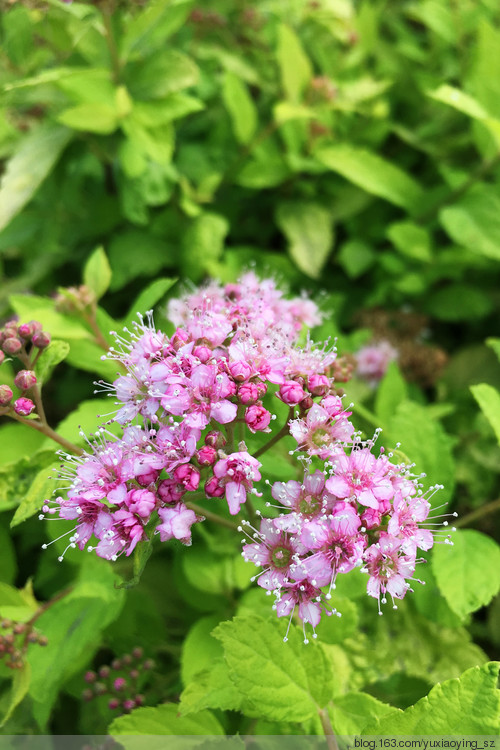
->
[433,529,500,619]
[314,597,358,645]
[10,462,58,528]
[222,71,258,145]
[471,383,500,445]
[316,145,423,210]
[277,24,312,103]
[110,704,223,743]
[276,201,333,279]
[386,401,455,507]
[363,662,500,734]
[179,658,243,717]
[34,339,70,387]
[329,692,394,734]
[29,556,124,729]
[83,246,112,300]
[213,615,333,722]
[0,123,72,232]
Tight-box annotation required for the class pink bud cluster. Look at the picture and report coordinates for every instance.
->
[42,273,451,640]
[0,318,50,418]
[82,647,152,713]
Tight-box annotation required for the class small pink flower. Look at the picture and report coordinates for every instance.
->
[326,448,393,510]
[238,382,259,405]
[158,478,185,505]
[279,380,306,405]
[125,489,157,518]
[197,446,217,466]
[204,475,225,498]
[213,451,262,515]
[156,503,199,545]
[364,533,415,605]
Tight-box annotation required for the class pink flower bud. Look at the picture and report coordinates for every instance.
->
[196,445,217,466]
[135,694,145,706]
[229,360,252,382]
[30,321,43,335]
[123,699,136,712]
[17,323,33,339]
[205,431,226,448]
[14,370,37,391]
[171,328,190,350]
[204,475,225,498]
[113,677,126,691]
[14,398,35,416]
[193,345,212,363]
[378,497,391,515]
[99,666,110,679]
[132,647,143,660]
[32,331,51,349]
[0,385,13,406]
[279,380,306,405]
[360,508,381,530]
[307,374,330,397]
[245,404,271,432]
[108,698,120,710]
[158,479,185,505]
[2,337,22,355]
[173,464,200,492]
[127,489,156,518]
[238,382,259,405]
[136,468,160,487]
[299,396,314,412]
[84,671,96,683]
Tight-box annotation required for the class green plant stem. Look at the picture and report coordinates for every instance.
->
[30,384,47,425]
[85,306,111,353]
[101,4,121,84]
[253,409,293,459]
[318,708,339,750]
[184,501,240,531]
[8,411,84,456]
[455,498,500,528]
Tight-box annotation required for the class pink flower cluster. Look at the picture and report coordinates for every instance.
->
[0,318,50,419]
[41,273,451,640]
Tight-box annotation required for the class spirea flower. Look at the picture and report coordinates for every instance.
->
[39,273,453,642]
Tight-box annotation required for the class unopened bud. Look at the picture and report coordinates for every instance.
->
[108,698,120,710]
[123,699,136,712]
[17,323,34,339]
[131,647,143,660]
[14,370,37,391]
[32,331,51,349]
[3,337,22,355]
[205,431,226,449]
[14,397,35,416]
[142,658,155,671]
[98,665,110,679]
[0,385,13,406]
[113,677,126,691]
[82,688,94,702]
[84,670,97,683]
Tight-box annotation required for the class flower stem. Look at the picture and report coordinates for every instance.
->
[8,412,84,456]
[318,708,339,750]
[252,409,293,459]
[184,501,240,531]
[455,498,500,528]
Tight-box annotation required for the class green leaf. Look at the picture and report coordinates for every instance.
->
[428,84,491,120]
[65,339,119,381]
[0,424,45,467]
[386,400,455,507]
[0,662,30,728]
[363,662,500,734]
[124,278,178,324]
[440,185,500,261]
[34,339,70,388]
[83,246,112,300]
[179,659,243,716]
[276,201,333,279]
[313,596,359,645]
[29,556,125,729]
[182,546,253,595]
[222,71,258,145]
[0,123,71,232]
[316,145,423,210]
[329,692,394,734]
[487,337,500,363]
[181,213,229,282]
[213,615,333,722]
[181,615,224,686]
[375,361,407,426]
[110,704,223,742]
[132,94,204,127]
[57,103,119,134]
[0,451,56,514]
[432,530,500,619]
[45,398,118,449]
[471,383,500,445]
[121,0,193,60]
[10,462,58,528]
[277,24,312,103]
[387,221,432,261]
[0,581,38,623]
[337,240,375,279]
[109,231,176,291]
[127,50,198,100]
[425,284,493,321]
[0,523,17,585]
